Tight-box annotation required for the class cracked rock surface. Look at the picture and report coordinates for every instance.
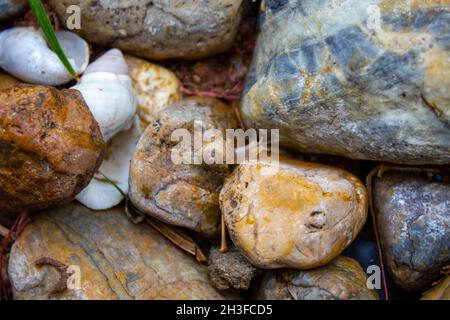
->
[242,0,450,164]
[49,0,244,60]
[374,172,450,292]
[129,97,238,238]
[220,157,368,269]
[0,85,104,215]
[256,256,378,300]
[8,202,233,300]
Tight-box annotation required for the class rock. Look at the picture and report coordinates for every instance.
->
[8,202,234,300]
[0,85,104,214]
[242,0,450,165]
[255,256,378,300]
[49,0,245,60]
[374,172,450,291]
[0,0,27,22]
[220,157,368,269]
[129,97,239,238]
[421,276,450,300]
[208,246,260,291]
[0,72,20,90]
[125,55,182,130]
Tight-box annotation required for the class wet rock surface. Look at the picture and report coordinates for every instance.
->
[0,85,104,214]
[242,0,450,165]
[49,0,245,60]
[256,256,378,300]
[208,246,260,291]
[129,97,239,237]
[220,157,368,269]
[0,0,27,22]
[374,172,450,292]
[8,202,232,300]
[421,276,450,300]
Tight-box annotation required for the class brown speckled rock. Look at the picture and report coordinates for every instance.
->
[374,172,450,292]
[208,246,260,291]
[0,85,104,214]
[256,256,378,300]
[421,276,450,300]
[8,202,234,300]
[220,157,368,269]
[129,97,239,238]
[49,0,245,60]
[242,0,450,164]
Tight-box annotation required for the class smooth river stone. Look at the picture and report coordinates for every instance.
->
[220,157,368,269]
[242,0,450,165]
[374,172,450,292]
[256,256,379,300]
[8,203,233,300]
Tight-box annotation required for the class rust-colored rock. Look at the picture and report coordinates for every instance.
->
[129,97,238,238]
[421,276,450,300]
[256,256,378,300]
[0,85,104,214]
[374,172,450,291]
[220,157,368,269]
[49,0,245,60]
[8,202,234,300]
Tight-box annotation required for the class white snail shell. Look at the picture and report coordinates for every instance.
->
[76,118,142,210]
[0,27,89,85]
[72,49,137,142]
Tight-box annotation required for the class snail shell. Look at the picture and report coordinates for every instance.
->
[72,49,137,142]
[0,27,89,85]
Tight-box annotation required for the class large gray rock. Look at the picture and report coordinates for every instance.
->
[49,0,245,60]
[8,203,234,300]
[0,0,27,22]
[374,172,450,292]
[242,0,450,165]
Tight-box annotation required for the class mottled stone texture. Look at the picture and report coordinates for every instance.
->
[129,98,238,238]
[242,0,450,164]
[8,203,233,300]
[0,85,104,214]
[421,276,450,300]
[374,172,450,291]
[208,246,260,291]
[256,256,379,300]
[49,0,244,60]
[0,0,27,22]
[220,157,368,269]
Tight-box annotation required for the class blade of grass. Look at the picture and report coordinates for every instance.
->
[28,0,79,79]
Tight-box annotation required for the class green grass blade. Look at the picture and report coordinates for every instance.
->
[28,0,78,78]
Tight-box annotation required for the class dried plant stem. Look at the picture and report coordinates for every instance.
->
[220,213,228,253]
[0,225,9,238]
[146,217,207,263]
[35,257,70,296]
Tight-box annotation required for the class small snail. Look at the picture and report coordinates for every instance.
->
[0,27,89,85]
[72,49,137,142]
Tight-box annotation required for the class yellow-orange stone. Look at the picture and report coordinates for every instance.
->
[220,158,368,269]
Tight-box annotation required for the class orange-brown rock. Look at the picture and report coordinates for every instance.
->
[0,85,104,214]
[129,97,239,238]
[8,202,234,300]
[220,158,368,269]
[0,72,20,90]
[421,276,450,300]
[256,256,378,300]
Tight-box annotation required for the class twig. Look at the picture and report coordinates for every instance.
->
[181,85,241,101]
[35,257,70,296]
[220,213,228,253]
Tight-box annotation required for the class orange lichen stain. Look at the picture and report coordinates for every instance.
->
[323,66,332,73]
[258,175,320,213]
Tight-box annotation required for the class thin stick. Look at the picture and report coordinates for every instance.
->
[220,213,228,253]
